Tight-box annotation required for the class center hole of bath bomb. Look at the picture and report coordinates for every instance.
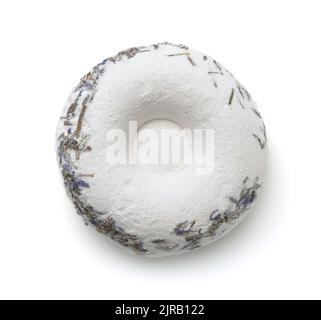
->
[135,119,192,174]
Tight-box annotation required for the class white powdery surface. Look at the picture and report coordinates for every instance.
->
[56,43,267,257]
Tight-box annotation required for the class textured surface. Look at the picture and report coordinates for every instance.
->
[56,42,267,257]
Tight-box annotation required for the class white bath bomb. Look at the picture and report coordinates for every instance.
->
[56,42,267,257]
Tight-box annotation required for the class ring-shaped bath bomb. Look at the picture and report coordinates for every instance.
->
[56,42,267,257]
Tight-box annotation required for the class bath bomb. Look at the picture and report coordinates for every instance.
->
[56,42,267,257]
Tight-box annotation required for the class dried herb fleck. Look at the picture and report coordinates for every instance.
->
[228,89,235,105]
[252,133,266,149]
[187,56,196,66]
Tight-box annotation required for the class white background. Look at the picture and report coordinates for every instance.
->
[0,0,320,300]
